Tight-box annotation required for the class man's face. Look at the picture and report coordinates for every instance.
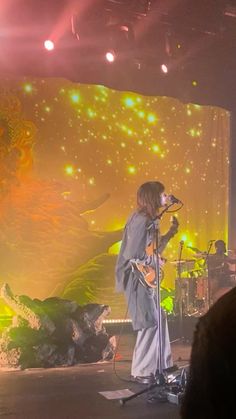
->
[216,242,226,253]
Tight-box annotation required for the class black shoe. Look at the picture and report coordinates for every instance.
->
[131,375,156,385]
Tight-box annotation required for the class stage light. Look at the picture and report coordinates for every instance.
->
[104,23,134,64]
[161,64,168,74]
[105,51,116,63]
[224,5,236,18]
[44,40,54,51]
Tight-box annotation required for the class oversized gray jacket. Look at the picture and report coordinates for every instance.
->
[115,211,177,330]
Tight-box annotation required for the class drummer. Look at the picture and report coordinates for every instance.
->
[208,240,236,302]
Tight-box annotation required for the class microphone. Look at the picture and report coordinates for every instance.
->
[168,194,182,204]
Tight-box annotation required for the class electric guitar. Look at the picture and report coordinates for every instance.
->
[132,215,178,288]
[132,232,166,288]
[133,255,166,288]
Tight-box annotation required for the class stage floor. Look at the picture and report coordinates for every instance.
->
[0,335,191,419]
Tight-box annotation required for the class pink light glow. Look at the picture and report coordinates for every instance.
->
[105,51,115,63]
[161,64,168,74]
[44,40,55,51]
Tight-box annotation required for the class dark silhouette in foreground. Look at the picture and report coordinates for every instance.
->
[181,286,236,418]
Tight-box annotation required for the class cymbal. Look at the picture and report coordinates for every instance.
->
[193,252,208,258]
[170,259,196,264]
[187,246,202,253]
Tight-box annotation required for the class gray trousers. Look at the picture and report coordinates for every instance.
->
[131,312,173,378]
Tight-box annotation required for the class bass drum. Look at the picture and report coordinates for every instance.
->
[194,276,209,313]
[195,276,208,301]
[174,277,196,315]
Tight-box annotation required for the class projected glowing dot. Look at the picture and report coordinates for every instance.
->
[181,234,188,242]
[44,40,54,51]
[147,113,157,123]
[152,144,160,153]
[70,92,80,103]
[23,83,33,93]
[87,109,96,118]
[188,128,199,137]
[124,98,135,107]
[138,111,145,118]
[88,177,95,185]
[138,140,143,145]
[187,110,192,116]
[177,43,181,49]
[192,80,198,87]
[107,159,112,165]
[185,167,191,174]
[65,165,74,175]
[128,166,136,174]
[45,106,51,112]
[120,142,126,148]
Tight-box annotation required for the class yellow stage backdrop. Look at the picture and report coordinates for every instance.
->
[0,78,230,317]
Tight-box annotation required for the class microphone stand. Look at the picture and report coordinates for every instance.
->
[177,241,184,340]
[202,241,214,310]
[120,203,185,406]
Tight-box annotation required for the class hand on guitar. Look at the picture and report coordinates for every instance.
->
[133,256,165,288]
[169,216,179,236]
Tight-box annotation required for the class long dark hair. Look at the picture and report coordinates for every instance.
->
[137,181,165,219]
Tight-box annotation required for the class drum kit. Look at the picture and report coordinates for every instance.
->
[172,248,236,317]
[172,258,209,317]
